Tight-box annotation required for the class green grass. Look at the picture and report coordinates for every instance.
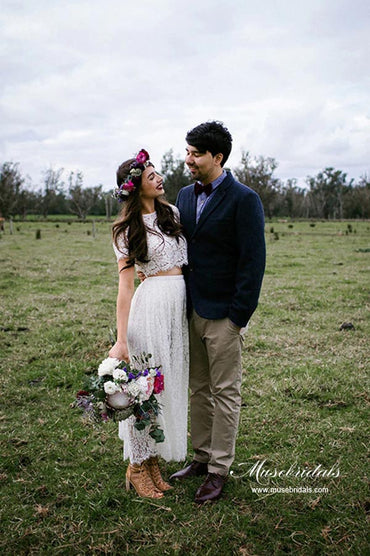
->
[0,220,369,555]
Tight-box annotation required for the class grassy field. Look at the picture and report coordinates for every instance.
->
[0,219,369,555]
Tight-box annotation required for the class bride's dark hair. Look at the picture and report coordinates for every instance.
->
[112,158,183,269]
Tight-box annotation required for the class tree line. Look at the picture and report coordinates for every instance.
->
[1,150,369,220]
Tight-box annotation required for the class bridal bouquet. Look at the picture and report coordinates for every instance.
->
[73,353,165,443]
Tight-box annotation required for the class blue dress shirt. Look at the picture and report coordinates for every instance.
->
[196,170,227,223]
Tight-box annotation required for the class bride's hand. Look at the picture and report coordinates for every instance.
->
[109,341,129,362]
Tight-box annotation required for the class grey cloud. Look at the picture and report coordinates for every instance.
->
[0,0,369,189]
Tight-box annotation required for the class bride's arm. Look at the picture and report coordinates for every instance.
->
[108,259,135,362]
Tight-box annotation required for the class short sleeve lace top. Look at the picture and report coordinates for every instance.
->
[112,205,188,277]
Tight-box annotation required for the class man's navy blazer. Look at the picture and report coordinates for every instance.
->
[176,171,266,328]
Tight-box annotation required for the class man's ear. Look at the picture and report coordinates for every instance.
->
[215,152,223,166]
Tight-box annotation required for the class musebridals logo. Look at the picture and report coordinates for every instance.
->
[230,459,340,486]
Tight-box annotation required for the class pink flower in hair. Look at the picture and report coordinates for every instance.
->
[123,180,135,192]
[136,149,150,164]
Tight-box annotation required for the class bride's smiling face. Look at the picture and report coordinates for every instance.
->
[140,165,164,200]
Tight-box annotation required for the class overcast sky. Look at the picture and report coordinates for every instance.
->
[1,0,369,191]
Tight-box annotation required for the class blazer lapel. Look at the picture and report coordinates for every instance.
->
[190,189,197,227]
[194,177,232,234]
[180,186,198,238]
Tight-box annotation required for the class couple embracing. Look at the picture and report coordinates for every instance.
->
[109,121,266,504]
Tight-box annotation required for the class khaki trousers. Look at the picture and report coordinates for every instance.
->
[189,310,243,476]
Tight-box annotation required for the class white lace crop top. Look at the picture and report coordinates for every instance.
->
[112,205,188,277]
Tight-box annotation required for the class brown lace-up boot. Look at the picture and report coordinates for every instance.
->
[126,462,163,498]
[145,456,173,492]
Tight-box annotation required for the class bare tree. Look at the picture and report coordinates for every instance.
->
[0,162,24,218]
[282,178,306,218]
[161,150,192,203]
[68,171,102,219]
[306,167,350,219]
[41,167,65,217]
[233,151,281,218]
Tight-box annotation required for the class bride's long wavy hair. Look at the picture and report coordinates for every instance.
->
[112,158,183,269]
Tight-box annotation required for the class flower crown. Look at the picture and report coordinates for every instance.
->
[113,149,151,202]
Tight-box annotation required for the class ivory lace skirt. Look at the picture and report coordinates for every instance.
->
[119,275,189,463]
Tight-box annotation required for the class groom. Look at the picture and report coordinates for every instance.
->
[171,121,266,503]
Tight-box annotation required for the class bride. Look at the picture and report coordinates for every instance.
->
[109,149,189,499]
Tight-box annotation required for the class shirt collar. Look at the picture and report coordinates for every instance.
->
[206,169,227,190]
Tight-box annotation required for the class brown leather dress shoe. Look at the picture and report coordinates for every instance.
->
[194,473,227,504]
[169,461,208,481]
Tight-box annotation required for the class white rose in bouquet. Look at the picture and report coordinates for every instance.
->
[113,367,129,382]
[103,381,121,395]
[98,358,120,377]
